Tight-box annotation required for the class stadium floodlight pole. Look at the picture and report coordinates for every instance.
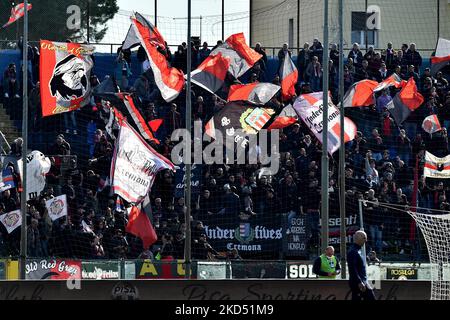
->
[19,0,29,280]
[184,0,193,280]
[364,0,368,52]
[338,0,347,279]
[321,0,330,254]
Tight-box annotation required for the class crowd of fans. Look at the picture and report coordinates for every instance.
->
[0,37,449,263]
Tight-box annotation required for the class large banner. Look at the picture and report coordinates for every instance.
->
[135,259,197,279]
[17,150,51,200]
[174,163,202,198]
[283,213,311,258]
[203,215,283,258]
[45,195,68,221]
[293,92,357,154]
[81,261,120,280]
[424,151,450,179]
[325,213,360,246]
[111,121,174,203]
[25,259,81,280]
[40,40,94,117]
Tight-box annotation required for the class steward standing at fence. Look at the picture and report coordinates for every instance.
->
[312,246,341,279]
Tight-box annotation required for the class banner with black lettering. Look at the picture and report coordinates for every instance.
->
[386,268,418,280]
[17,150,51,200]
[135,259,197,279]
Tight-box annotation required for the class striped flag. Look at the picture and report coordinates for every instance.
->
[280,52,298,100]
[267,104,298,130]
[424,151,450,179]
[293,92,357,154]
[123,12,184,102]
[211,33,262,78]
[115,196,124,212]
[374,73,405,93]
[190,53,231,94]
[0,168,15,192]
[227,83,280,105]
[422,114,442,135]
[431,38,450,76]
[2,3,32,29]
[343,79,378,108]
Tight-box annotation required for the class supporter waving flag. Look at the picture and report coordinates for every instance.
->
[190,53,231,94]
[40,40,94,117]
[1,2,32,29]
[280,51,298,100]
[211,33,262,78]
[227,83,280,105]
[126,205,158,249]
[294,92,357,154]
[431,38,450,76]
[343,79,378,108]
[424,151,450,179]
[123,12,184,102]
[386,78,424,125]
[111,120,174,204]
[0,167,15,192]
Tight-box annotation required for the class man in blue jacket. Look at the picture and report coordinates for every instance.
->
[347,230,376,300]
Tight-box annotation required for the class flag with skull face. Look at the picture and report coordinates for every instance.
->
[40,40,94,117]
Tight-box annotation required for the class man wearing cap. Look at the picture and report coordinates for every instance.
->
[312,246,341,279]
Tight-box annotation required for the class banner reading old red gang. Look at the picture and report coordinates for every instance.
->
[40,40,94,117]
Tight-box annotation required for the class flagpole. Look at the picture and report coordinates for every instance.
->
[338,0,347,279]
[321,0,330,253]
[184,0,193,279]
[19,0,29,280]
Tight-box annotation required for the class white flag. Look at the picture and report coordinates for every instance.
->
[0,210,21,234]
[45,195,68,221]
[424,151,450,179]
[17,150,51,200]
[82,220,95,235]
[110,121,174,203]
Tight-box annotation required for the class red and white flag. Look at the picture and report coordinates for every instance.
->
[424,151,450,179]
[280,52,298,100]
[123,12,184,102]
[211,33,262,78]
[110,120,174,204]
[431,38,450,76]
[268,104,298,130]
[0,210,21,234]
[422,114,442,135]
[343,79,378,108]
[190,53,231,94]
[386,77,424,125]
[2,3,32,29]
[227,82,280,105]
[293,92,357,154]
[40,40,94,117]
[374,73,405,93]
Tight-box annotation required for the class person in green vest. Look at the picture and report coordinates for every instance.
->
[312,246,341,279]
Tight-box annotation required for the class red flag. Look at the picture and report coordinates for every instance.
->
[2,3,32,29]
[374,73,405,93]
[126,206,157,249]
[280,53,298,100]
[148,119,163,133]
[386,78,424,125]
[343,79,378,107]
[191,53,231,94]
[211,33,262,78]
[40,40,94,117]
[228,83,280,105]
[422,114,442,135]
[124,12,184,102]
